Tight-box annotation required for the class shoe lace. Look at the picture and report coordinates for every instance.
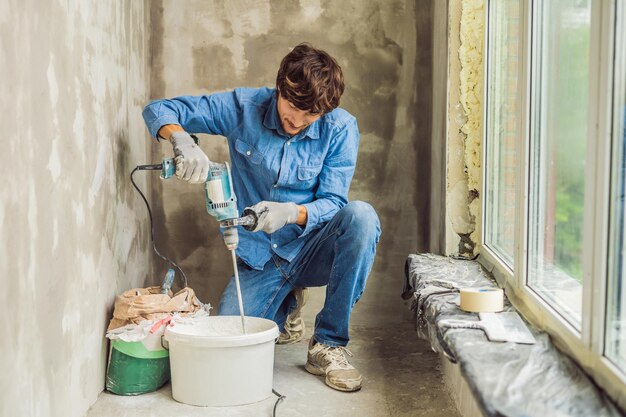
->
[325,346,354,369]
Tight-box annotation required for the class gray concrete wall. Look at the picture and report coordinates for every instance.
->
[0,1,151,416]
[430,0,450,255]
[149,0,433,308]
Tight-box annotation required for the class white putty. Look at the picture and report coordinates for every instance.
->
[89,140,107,207]
[299,0,323,21]
[170,316,272,337]
[79,249,98,289]
[113,201,137,260]
[0,0,9,25]
[72,201,85,226]
[61,308,81,336]
[192,8,231,38]
[449,180,473,234]
[52,218,58,251]
[224,0,270,37]
[0,201,5,287]
[72,77,86,153]
[2,2,151,416]
[47,138,62,182]
[26,180,37,294]
[47,56,59,106]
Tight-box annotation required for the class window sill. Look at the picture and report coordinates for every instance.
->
[480,244,626,411]
[404,253,622,417]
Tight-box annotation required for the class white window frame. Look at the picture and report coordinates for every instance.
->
[606,0,626,373]
[482,0,519,269]
[480,0,626,408]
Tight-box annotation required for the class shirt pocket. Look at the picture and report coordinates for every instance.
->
[287,164,323,190]
[298,165,322,180]
[235,138,264,165]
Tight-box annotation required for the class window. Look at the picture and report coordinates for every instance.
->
[484,0,521,267]
[527,0,592,329]
[481,0,626,406]
[605,3,626,371]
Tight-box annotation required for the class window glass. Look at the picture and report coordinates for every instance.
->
[605,3,626,370]
[485,0,521,267]
[527,0,592,328]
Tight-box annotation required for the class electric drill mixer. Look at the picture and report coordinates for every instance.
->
[135,157,258,333]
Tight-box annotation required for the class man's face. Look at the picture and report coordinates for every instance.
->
[276,93,322,136]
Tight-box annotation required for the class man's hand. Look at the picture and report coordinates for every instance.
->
[169,131,210,184]
[248,201,300,234]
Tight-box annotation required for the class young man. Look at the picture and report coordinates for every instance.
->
[142,43,380,392]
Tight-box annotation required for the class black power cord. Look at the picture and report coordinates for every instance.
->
[130,165,188,288]
[272,389,286,416]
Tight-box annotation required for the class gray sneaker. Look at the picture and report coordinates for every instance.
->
[277,288,308,344]
[305,338,363,392]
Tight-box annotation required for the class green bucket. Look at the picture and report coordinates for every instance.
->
[105,339,170,395]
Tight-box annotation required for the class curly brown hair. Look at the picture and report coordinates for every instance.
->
[276,43,345,115]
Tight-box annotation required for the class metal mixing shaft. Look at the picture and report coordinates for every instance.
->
[230,249,246,334]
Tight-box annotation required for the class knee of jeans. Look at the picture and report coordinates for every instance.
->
[339,201,381,241]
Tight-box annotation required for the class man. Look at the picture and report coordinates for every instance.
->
[142,43,380,392]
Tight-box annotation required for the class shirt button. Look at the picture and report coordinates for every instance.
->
[287,142,291,146]
[246,150,251,156]
[273,184,278,188]
[272,244,278,249]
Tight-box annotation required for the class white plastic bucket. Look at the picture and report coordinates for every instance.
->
[164,316,279,407]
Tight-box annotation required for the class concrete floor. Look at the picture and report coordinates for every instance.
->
[87,270,460,417]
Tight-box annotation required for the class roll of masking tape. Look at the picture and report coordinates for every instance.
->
[459,288,504,313]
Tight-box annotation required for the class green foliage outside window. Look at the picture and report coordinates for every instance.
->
[551,8,589,281]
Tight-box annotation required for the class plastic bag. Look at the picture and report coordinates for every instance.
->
[105,286,205,395]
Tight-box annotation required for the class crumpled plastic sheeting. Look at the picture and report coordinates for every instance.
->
[404,253,623,417]
[106,308,211,342]
[403,253,507,356]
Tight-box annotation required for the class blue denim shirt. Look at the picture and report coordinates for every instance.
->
[142,87,359,270]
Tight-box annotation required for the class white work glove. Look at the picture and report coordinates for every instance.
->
[170,131,210,184]
[247,201,299,234]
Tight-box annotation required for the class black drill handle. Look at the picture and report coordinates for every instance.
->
[241,208,259,231]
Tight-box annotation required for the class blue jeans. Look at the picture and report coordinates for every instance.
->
[217,201,381,347]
